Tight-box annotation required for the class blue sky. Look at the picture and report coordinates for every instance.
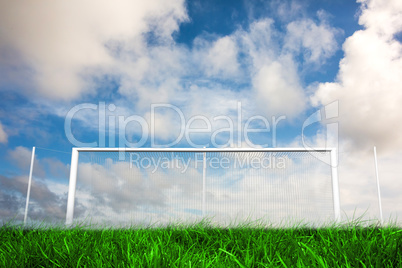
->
[0,0,402,226]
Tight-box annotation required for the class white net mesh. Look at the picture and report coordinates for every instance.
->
[72,150,335,228]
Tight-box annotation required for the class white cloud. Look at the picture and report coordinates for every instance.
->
[0,0,187,100]
[252,58,306,118]
[0,122,7,143]
[234,18,326,119]
[117,45,187,110]
[312,0,402,153]
[271,0,305,22]
[9,146,37,172]
[357,0,402,38]
[7,146,70,180]
[237,19,278,69]
[0,174,74,222]
[143,108,185,144]
[197,36,241,79]
[284,15,341,64]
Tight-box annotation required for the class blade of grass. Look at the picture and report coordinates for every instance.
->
[36,241,62,267]
[219,248,246,268]
[76,253,85,268]
[63,237,70,255]
[298,242,327,267]
[276,252,288,268]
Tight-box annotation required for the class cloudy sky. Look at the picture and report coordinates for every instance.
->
[1,0,401,227]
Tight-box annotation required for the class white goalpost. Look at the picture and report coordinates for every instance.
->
[66,148,340,227]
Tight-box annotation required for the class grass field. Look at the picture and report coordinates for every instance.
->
[1,217,402,268]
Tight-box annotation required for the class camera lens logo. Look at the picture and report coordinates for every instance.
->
[302,101,339,167]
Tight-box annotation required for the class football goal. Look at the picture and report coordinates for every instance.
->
[66,148,340,228]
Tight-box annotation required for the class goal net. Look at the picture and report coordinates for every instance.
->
[66,148,340,228]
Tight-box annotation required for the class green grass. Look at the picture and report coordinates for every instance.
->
[1,218,401,267]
